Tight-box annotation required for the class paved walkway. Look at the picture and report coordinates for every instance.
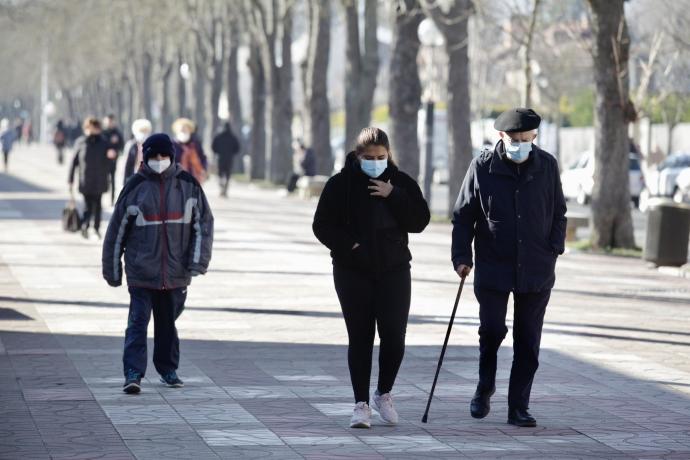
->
[1,144,690,459]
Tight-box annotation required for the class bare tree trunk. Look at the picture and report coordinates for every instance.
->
[421,0,475,217]
[389,0,423,179]
[226,28,243,130]
[446,34,473,218]
[249,44,266,180]
[249,0,294,183]
[523,0,541,108]
[124,74,134,130]
[226,25,245,174]
[270,3,294,183]
[64,89,76,120]
[343,0,379,150]
[305,0,333,175]
[210,18,225,137]
[210,55,225,136]
[587,0,635,248]
[161,64,174,135]
[141,52,154,121]
[194,55,207,141]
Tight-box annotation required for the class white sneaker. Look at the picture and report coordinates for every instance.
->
[350,401,372,428]
[372,392,399,425]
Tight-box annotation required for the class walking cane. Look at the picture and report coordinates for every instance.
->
[421,275,466,423]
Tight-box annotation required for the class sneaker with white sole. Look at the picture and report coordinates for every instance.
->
[160,371,184,388]
[372,391,399,425]
[350,401,372,428]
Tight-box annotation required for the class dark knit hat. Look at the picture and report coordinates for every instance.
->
[494,108,541,133]
[142,133,175,162]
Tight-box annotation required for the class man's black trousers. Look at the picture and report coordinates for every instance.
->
[474,286,550,410]
[333,265,411,404]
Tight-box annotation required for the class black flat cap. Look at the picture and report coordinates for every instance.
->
[494,108,541,132]
[142,133,175,161]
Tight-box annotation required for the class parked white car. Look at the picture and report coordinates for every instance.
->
[640,153,690,204]
[674,167,690,203]
[561,150,645,206]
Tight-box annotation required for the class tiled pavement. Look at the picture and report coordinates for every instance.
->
[1,144,690,459]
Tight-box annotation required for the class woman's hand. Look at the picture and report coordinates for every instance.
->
[368,179,393,198]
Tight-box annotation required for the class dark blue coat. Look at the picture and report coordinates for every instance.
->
[451,142,567,293]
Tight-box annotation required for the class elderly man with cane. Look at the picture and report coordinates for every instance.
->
[451,108,567,427]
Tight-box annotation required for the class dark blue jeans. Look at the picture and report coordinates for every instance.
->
[123,287,187,378]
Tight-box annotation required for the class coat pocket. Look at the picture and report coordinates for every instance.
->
[381,234,411,270]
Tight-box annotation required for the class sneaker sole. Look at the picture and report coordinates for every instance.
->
[349,421,371,429]
[123,383,141,394]
[160,379,184,388]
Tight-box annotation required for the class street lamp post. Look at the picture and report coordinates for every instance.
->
[418,19,445,203]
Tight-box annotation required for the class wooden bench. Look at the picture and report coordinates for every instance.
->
[297,175,329,199]
[566,213,589,241]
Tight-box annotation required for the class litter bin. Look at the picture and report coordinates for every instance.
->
[644,199,690,266]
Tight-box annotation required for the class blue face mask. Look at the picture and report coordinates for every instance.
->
[504,139,532,163]
[360,158,388,178]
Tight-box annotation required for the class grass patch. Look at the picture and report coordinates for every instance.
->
[566,239,643,258]
[430,214,451,224]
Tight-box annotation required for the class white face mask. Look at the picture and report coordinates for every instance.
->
[148,158,171,174]
[176,131,191,143]
[134,131,149,143]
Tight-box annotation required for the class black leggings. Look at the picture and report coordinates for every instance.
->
[82,193,103,231]
[333,265,411,403]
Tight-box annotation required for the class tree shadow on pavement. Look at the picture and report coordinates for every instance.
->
[0,172,51,193]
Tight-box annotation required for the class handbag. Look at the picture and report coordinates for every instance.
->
[62,196,81,232]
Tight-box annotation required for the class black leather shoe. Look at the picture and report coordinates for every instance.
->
[507,408,536,427]
[470,387,495,419]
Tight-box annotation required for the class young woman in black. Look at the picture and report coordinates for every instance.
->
[313,127,430,428]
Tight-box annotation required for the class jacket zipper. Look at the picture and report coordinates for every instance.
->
[159,177,168,290]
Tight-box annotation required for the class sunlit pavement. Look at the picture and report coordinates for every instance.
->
[2,144,690,459]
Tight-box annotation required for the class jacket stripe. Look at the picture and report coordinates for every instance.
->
[113,206,139,281]
[192,199,202,264]
[131,198,198,226]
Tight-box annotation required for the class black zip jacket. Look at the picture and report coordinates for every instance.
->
[313,152,430,275]
[69,134,111,195]
[452,141,567,293]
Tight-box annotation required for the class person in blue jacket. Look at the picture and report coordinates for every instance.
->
[452,108,567,427]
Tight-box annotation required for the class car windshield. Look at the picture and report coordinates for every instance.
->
[660,154,690,169]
